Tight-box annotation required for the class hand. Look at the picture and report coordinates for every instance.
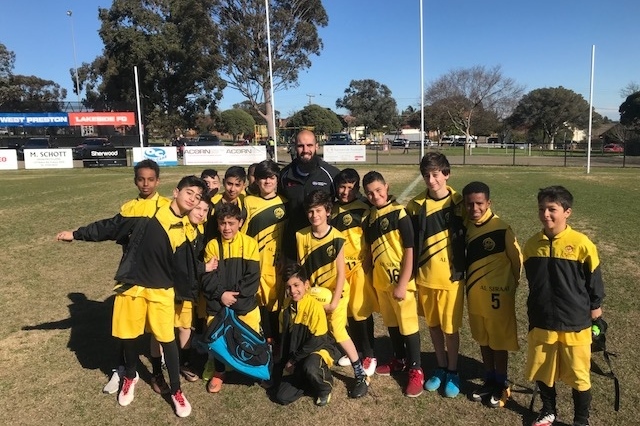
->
[283,361,295,376]
[392,286,407,301]
[323,302,337,314]
[56,231,74,242]
[205,257,218,272]
[591,307,602,320]
[221,291,239,307]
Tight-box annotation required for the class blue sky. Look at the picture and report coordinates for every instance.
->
[1,0,638,119]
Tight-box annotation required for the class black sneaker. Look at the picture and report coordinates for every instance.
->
[471,380,496,402]
[489,383,511,408]
[349,374,370,398]
[315,393,332,406]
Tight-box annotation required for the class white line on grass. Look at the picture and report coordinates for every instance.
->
[397,174,423,204]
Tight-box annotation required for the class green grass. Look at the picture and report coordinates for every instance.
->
[0,165,637,425]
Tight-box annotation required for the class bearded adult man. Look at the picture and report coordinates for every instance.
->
[279,130,340,262]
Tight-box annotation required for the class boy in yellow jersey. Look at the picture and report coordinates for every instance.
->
[331,168,378,377]
[200,169,220,197]
[202,203,262,393]
[362,171,424,398]
[524,186,604,426]
[275,263,340,407]
[56,175,209,418]
[462,181,522,408]
[176,194,212,383]
[296,190,369,399]
[204,166,247,243]
[242,160,288,347]
[406,152,466,398]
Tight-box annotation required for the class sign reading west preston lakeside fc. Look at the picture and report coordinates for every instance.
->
[184,145,267,165]
[68,112,136,126]
[132,147,178,167]
[0,112,69,127]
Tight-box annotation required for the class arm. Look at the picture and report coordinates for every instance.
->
[584,240,605,319]
[505,227,523,284]
[57,214,134,243]
[394,247,413,300]
[327,245,346,313]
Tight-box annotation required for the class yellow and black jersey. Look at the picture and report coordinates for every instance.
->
[296,226,345,291]
[280,293,336,366]
[120,192,171,215]
[331,199,370,274]
[363,198,416,292]
[524,225,605,332]
[203,231,260,315]
[242,194,288,276]
[406,186,466,289]
[204,192,247,242]
[466,209,522,318]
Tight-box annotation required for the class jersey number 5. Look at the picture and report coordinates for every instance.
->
[491,293,500,309]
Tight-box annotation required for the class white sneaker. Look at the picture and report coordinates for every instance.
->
[117,372,139,406]
[172,390,192,418]
[362,357,378,377]
[103,366,124,394]
[337,355,351,367]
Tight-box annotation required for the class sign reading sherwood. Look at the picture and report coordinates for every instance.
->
[68,112,136,126]
[184,145,267,165]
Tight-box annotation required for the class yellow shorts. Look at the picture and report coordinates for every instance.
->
[375,288,419,336]
[346,265,379,321]
[468,313,519,351]
[525,327,592,391]
[257,273,280,312]
[206,306,262,334]
[418,285,464,334]
[112,286,175,343]
[174,300,193,329]
[327,291,351,343]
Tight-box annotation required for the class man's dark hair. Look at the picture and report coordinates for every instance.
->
[419,152,451,177]
[215,202,243,222]
[224,166,247,182]
[537,185,573,210]
[176,175,207,193]
[303,189,332,213]
[462,181,491,199]
[134,159,160,179]
[334,168,360,191]
[254,160,280,180]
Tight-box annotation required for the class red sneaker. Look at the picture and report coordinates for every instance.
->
[405,368,424,397]
[375,358,406,376]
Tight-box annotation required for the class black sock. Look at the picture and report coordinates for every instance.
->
[160,340,181,394]
[352,359,365,378]
[180,348,190,366]
[151,356,163,376]
[572,388,591,424]
[121,338,138,379]
[388,327,406,360]
[404,332,421,369]
[537,381,557,414]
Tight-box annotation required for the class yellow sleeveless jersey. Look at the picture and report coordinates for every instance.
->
[363,198,416,292]
[296,226,346,291]
[331,199,369,275]
[406,187,465,289]
[242,194,288,276]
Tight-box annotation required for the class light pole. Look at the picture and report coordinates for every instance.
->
[66,10,81,107]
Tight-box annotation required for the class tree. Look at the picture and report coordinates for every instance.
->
[286,104,342,135]
[620,92,640,129]
[508,86,603,148]
[424,65,523,144]
[214,0,328,141]
[219,108,256,141]
[0,43,66,112]
[336,79,398,134]
[620,82,640,99]
[80,0,226,137]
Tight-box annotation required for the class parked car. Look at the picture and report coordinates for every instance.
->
[73,138,113,159]
[17,137,54,160]
[452,138,477,148]
[195,134,221,146]
[325,133,354,145]
[391,138,410,147]
[603,143,623,153]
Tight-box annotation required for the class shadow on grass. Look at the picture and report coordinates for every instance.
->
[22,292,118,376]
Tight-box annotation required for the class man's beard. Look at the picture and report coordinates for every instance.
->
[297,154,319,174]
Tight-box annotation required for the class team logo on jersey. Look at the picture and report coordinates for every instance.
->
[564,245,574,255]
[343,214,353,226]
[274,207,285,219]
[482,237,496,251]
[380,218,389,231]
[326,245,336,258]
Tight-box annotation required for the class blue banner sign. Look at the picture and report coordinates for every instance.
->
[0,112,69,127]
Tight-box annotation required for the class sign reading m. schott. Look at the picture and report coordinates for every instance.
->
[82,148,128,168]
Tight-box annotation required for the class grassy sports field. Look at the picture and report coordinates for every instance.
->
[0,164,637,425]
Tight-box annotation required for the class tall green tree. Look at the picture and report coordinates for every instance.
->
[80,0,225,137]
[336,79,398,134]
[0,43,66,112]
[214,0,328,141]
[620,92,640,129]
[287,104,342,135]
[508,86,603,148]
[424,65,523,144]
[219,108,256,141]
